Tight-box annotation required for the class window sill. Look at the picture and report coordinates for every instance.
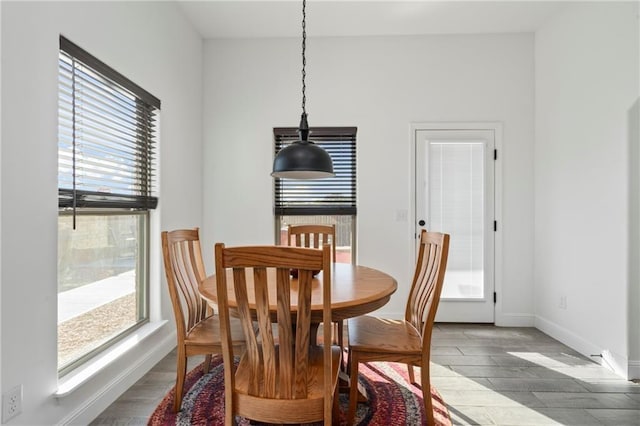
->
[55,320,168,397]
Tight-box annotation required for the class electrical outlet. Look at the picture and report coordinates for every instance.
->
[3,385,22,422]
[395,209,408,222]
[559,295,567,310]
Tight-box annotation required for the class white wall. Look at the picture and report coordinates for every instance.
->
[202,34,535,323]
[534,1,639,378]
[629,97,640,379]
[0,1,3,410]
[1,1,203,424]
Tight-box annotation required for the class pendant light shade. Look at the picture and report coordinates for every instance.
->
[271,0,334,179]
[272,113,334,178]
[271,140,334,179]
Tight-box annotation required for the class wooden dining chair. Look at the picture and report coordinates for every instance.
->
[287,223,345,355]
[215,243,342,425]
[287,224,337,262]
[346,230,450,425]
[161,228,246,412]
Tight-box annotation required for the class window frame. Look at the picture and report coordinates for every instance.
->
[273,127,357,261]
[57,210,150,375]
[57,36,159,375]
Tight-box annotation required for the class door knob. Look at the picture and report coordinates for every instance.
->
[418,220,426,226]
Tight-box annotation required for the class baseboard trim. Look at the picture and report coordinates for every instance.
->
[535,315,628,379]
[59,331,176,425]
[495,313,535,327]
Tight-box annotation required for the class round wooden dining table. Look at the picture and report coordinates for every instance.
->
[198,263,398,324]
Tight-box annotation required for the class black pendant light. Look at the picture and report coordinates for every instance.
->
[271,0,334,179]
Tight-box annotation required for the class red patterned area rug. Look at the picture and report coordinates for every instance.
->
[148,356,452,426]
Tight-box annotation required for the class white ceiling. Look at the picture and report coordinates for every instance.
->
[177,1,572,39]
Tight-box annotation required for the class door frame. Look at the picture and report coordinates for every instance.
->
[410,122,503,323]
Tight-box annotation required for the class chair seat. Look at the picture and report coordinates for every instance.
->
[185,315,245,346]
[234,345,342,422]
[348,316,422,354]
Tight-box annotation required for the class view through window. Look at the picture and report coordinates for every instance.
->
[58,213,147,368]
[277,215,354,263]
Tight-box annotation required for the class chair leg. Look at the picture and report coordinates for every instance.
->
[332,385,340,425]
[337,320,346,370]
[203,354,213,374]
[420,362,435,425]
[347,350,360,425]
[174,349,187,412]
[407,363,415,384]
[345,342,351,374]
[225,394,236,426]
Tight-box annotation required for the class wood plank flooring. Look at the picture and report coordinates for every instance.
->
[91,324,640,425]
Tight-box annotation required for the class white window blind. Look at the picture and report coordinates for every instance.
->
[58,36,159,213]
[273,127,357,216]
[429,142,484,273]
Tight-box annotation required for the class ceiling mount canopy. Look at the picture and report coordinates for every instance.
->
[271,0,334,179]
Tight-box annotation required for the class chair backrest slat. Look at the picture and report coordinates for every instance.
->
[294,272,312,398]
[254,267,277,397]
[276,267,294,398]
[231,267,260,396]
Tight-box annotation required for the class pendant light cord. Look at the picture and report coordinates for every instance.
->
[298,0,310,141]
[271,0,334,178]
[301,0,307,115]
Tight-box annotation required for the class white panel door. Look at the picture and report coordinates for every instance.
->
[415,129,495,323]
